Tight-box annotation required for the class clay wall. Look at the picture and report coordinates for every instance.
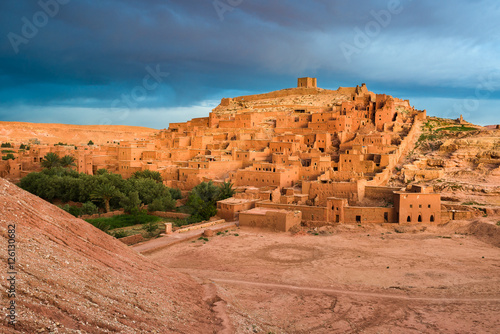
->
[235,164,299,188]
[276,113,311,128]
[326,197,348,223]
[256,200,325,222]
[239,208,302,232]
[344,207,397,224]
[303,180,365,205]
[394,192,441,224]
[365,186,401,201]
[216,198,258,221]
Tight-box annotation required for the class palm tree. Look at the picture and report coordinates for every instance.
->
[218,181,235,201]
[132,170,163,183]
[41,152,60,169]
[60,155,76,168]
[91,183,121,213]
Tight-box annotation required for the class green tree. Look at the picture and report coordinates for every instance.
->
[120,191,142,215]
[95,168,108,175]
[169,188,182,200]
[88,140,94,145]
[60,155,76,168]
[91,183,122,213]
[148,194,176,212]
[132,170,163,183]
[0,142,12,148]
[186,181,220,221]
[41,152,60,169]
[217,181,235,201]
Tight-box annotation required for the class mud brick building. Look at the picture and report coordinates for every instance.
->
[1,78,441,225]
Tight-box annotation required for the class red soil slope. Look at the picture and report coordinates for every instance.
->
[0,178,217,333]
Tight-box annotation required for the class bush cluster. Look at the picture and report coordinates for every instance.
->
[20,167,180,214]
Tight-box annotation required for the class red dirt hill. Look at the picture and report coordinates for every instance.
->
[0,178,217,333]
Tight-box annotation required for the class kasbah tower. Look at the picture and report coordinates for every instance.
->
[1,78,443,230]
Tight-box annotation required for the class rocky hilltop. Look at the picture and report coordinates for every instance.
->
[389,117,500,217]
[0,178,219,333]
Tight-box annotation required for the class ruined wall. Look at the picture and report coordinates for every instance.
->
[303,180,365,205]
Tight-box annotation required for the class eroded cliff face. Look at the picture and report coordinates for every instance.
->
[389,117,500,214]
[0,178,218,333]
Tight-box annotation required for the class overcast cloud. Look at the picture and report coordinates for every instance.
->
[0,0,498,128]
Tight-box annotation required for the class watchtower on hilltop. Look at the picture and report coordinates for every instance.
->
[297,77,317,88]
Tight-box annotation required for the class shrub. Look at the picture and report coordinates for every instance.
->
[143,221,159,234]
[186,181,219,221]
[112,230,129,238]
[120,191,142,215]
[91,221,110,233]
[81,201,98,215]
[68,206,82,217]
[85,214,162,230]
[60,204,81,217]
[148,195,176,212]
[1,142,12,148]
[169,187,182,200]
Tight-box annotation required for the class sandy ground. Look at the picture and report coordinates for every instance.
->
[148,224,500,333]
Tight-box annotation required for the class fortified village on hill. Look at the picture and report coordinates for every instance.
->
[1,78,458,230]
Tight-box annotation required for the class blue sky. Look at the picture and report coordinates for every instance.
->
[0,0,499,128]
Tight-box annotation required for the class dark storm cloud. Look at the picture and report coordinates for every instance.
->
[0,0,498,127]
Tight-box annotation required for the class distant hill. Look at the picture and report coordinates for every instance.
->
[0,121,158,146]
[0,178,218,333]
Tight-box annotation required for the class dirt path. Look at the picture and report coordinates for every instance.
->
[212,278,500,303]
[131,222,237,254]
